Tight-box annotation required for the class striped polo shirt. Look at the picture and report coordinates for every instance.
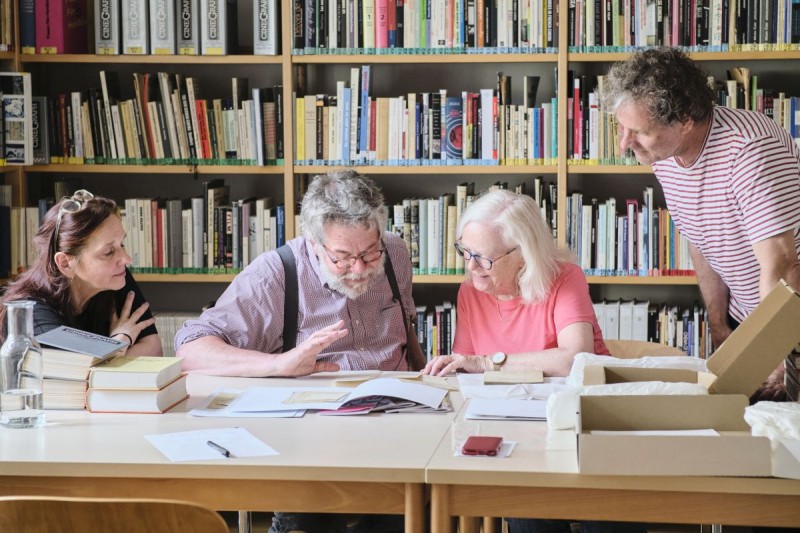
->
[653,106,800,322]
[175,231,415,370]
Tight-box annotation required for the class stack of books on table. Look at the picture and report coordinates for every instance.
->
[86,356,188,413]
[28,326,129,409]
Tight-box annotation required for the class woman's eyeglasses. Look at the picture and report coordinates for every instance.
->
[453,241,518,270]
[52,189,94,254]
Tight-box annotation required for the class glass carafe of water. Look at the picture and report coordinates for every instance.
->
[1,300,46,428]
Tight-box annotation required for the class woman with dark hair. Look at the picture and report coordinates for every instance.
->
[0,190,161,356]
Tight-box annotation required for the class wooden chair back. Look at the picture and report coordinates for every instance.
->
[0,496,229,532]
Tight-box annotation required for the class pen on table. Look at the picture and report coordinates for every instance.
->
[207,440,232,457]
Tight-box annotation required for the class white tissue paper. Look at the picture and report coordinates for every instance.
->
[566,352,709,388]
[744,402,800,479]
[546,381,709,430]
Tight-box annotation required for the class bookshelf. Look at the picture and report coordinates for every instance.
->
[4,0,800,319]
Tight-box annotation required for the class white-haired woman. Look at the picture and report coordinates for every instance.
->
[423,188,609,377]
[425,189,642,533]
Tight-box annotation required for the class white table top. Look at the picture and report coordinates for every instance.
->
[0,373,456,484]
[425,409,800,496]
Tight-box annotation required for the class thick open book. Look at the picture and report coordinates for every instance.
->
[230,378,450,415]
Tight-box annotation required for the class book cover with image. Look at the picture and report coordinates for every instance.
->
[0,73,33,165]
[443,97,463,161]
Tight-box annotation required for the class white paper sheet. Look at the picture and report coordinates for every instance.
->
[145,427,279,461]
[464,398,548,420]
[188,388,305,418]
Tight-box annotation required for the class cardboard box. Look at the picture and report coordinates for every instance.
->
[577,281,800,477]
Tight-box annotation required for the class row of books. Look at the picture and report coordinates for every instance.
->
[19,0,280,55]
[415,301,457,359]
[120,184,286,272]
[566,71,800,165]
[565,187,695,277]
[37,72,285,166]
[593,300,712,358]
[389,180,554,276]
[292,0,560,54]
[567,0,800,51]
[294,66,558,166]
[28,325,188,412]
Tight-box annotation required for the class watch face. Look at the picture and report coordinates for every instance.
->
[491,352,506,365]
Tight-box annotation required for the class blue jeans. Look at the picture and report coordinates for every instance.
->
[269,512,405,533]
[505,518,648,533]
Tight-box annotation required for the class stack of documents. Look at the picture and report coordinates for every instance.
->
[191,378,450,417]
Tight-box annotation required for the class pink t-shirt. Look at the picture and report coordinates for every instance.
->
[452,262,609,356]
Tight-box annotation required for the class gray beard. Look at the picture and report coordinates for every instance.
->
[317,254,385,299]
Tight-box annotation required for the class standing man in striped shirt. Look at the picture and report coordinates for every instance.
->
[603,47,800,403]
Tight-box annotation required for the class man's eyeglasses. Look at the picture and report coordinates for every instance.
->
[453,242,518,270]
[321,242,385,269]
[52,189,94,254]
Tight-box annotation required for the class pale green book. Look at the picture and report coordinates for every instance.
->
[88,356,183,390]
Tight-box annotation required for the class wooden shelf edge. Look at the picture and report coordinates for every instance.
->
[295,165,559,175]
[413,275,465,284]
[20,54,284,64]
[570,50,800,62]
[134,274,237,282]
[292,52,559,64]
[25,164,285,174]
[586,275,697,285]
[568,164,653,174]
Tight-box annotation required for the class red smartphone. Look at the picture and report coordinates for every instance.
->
[461,436,503,456]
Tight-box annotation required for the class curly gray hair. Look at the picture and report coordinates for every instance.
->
[300,169,388,244]
[601,47,715,126]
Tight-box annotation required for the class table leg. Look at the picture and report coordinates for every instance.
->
[458,516,480,533]
[483,516,502,533]
[431,485,452,533]
[405,483,425,533]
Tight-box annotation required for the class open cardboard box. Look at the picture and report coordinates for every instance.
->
[577,280,800,477]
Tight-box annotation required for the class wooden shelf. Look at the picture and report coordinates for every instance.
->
[567,164,653,174]
[296,165,559,175]
[134,273,237,282]
[413,275,464,284]
[569,50,800,62]
[586,275,697,285]
[25,164,285,174]
[293,52,559,64]
[20,54,284,64]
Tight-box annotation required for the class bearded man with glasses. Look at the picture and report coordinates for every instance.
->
[176,169,420,379]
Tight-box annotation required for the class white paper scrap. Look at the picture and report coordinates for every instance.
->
[145,427,278,462]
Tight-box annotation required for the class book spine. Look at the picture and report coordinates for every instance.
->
[177,0,201,54]
[254,0,279,54]
[20,0,37,54]
[201,0,228,54]
[95,0,121,54]
[36,0,90,53]
[31,97,50,165]
[122,0,150,53]
[149,0,177,53]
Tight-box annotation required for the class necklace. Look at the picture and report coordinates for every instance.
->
[494,296,521,322]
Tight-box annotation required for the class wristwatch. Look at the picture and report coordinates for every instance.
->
[490,352,507,371]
